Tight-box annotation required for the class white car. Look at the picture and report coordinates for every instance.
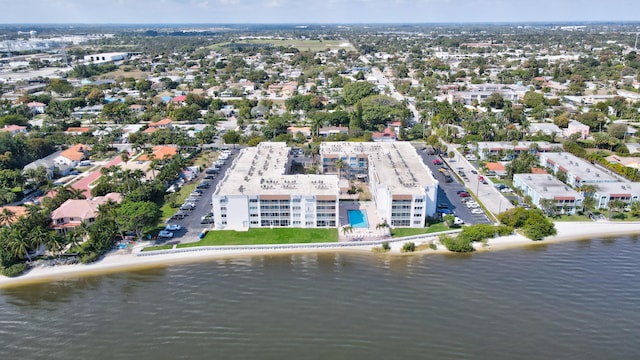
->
[165,224,181,231]
[158,230,174,238]
[453,217,464,225]
[471,208,484,214]
[466,202,480,209]
[500,188,513,193]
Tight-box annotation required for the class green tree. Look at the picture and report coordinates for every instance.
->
[342,82,377,105]
[222,130,241,149]
[116,201,161,240]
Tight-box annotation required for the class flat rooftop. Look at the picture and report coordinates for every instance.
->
[540,152,618,183]
[477,141,559,151]
[216,142,338,197]
[320,142,437,196]
[514,174,583,199]
[591,181,640,197]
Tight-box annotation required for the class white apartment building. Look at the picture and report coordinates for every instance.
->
[213,142,439,230]
[212,143,339,229]
[537,152,619,188]
[513,174,584,215]
[320,142,439,227]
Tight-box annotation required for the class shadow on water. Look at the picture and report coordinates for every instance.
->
[1,268,166,308]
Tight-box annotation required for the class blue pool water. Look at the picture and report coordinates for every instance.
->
[348,210,369,228]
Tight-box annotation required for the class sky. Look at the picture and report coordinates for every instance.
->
[0,0,639,24]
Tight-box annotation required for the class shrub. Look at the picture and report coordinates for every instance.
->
[429,243,437,250]
[79,251,101,264]
[381,242,391,250]
[401,242,416,252]
[440,235,474,253]
[1,262,29,277]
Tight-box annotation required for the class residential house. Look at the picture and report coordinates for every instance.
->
[50,193,123,233]
[56,144,91,168]
[64,127,92,136]
[528,123,564,138]
[372,128,397,142]
[0,124,27,136]
[26,101,46,114]
[564,120,590,140]
[605,155,640,170]
[144,118,173,134]
[287,126,312,139]
[138,145,178,161]
[319,126,349,138]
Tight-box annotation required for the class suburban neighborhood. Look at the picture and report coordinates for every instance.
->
[2,22,640,275]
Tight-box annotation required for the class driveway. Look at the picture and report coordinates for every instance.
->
[416,148,492,225]
[161,149,239,244]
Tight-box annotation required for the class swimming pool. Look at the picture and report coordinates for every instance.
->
[347,210,369,228]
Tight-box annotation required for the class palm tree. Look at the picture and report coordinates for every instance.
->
[0,208,16,226]
[376,221,389,236]
[342,225,353,239]
[335,158,346,180]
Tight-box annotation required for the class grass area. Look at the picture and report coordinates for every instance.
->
[143,244,174,251]
[178,228,338,248]
[160,182,197,221]
[555,214,592,222]
[193,150,218,169]
[211,38,355,52]
[390,222,449,238]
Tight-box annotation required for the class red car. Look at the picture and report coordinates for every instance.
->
[458,192,470,197]
[432,159,443,165]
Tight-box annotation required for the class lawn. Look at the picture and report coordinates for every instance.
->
[390,223,450,238]
[160,182,197,221]
[178,228,338,248]
[555,214,592,222]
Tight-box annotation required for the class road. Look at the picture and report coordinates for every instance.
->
[367,62,423,126]
[443,144,515,217]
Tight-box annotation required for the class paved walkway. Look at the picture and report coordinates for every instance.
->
[339,200,389,242]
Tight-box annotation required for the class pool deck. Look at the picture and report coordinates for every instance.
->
[339,200,389,242]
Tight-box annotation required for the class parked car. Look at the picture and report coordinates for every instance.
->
[471,208,484,214]
[471,169,478,174]
[453,217,464,225]
[478,176,487,184]
[196,182,210,189]
[432,159,443,165]
[170,212,187,220]
[158,230,174,238]
[180,203,196,211]
[458,192,471,197]
[494,184,507,190]
[204,175,216,180]
[500,188,513,193]
[165,224,181,231]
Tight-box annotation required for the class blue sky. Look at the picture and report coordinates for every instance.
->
[0,0,638,24]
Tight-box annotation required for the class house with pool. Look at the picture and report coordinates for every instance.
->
[210,142,438,231]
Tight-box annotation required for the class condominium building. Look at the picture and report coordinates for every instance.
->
[212,143,339,229]
[591,182,640,209]
[475,141,558,160]
[537,152,619,188]
[321,142,439,227]
[513,174,583,215]
[212,142,439,230]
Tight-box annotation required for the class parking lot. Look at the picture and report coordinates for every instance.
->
[158,149,238,245]
[418,150,493,225]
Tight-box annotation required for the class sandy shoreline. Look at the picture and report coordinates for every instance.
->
[1,221,639,289]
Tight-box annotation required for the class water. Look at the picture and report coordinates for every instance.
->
[348,209,369,228]
[1,236,640,359]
